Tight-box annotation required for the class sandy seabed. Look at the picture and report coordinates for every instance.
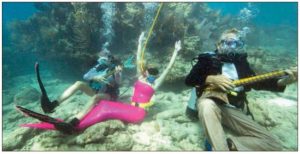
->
[2,73,298,151]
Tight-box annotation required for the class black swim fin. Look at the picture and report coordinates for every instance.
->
[16,105,76,134]
[35,62,58,113]
[16,105,60,124]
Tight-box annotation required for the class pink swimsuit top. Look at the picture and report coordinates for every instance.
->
[131,80,155,104]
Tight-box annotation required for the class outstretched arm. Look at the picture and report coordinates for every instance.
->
[277,66,297,86]
[136,32,145,76]
[154,40,182,90]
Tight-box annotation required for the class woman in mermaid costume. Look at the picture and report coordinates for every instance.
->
[16,32,182,134]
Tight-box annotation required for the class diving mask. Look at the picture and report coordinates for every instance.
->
[220,39,244,49]
[218,38,245,54]
[97,57,109,65]
[95,57,110,72]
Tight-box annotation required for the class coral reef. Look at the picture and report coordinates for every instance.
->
[5,2,297,81]
[7,2,103,77]
[5,2,238,79]
[247,46,296,73]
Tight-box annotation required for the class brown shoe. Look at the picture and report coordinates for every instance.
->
[227,138,238,151]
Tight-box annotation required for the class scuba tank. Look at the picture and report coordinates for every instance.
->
[185,88,199,121]
[187,88,197,110]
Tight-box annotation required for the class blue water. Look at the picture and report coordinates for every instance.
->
[2,2,297,77]
[3,2,36,22]
[3,2,297,28]
[3,2,36,46]
[208,2,297,27]
[2,2,297,47]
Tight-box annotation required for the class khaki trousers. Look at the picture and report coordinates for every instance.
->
[197,98,283,151]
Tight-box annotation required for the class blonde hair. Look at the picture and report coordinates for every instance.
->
[222,28,240,35]
[219,28,240,41]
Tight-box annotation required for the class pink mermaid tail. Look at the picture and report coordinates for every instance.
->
[77,100,146,130]
[21,122,56,130]
[17,100,146,131]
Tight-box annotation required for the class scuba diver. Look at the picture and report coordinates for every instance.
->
[185,28,297,151]
[38,49,123,126]
[16,32,182,134]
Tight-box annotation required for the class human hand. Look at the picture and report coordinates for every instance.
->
[139,32,145,44]
[278,67,298,86]
[115,65,123,73]
[94,76,107,83]
[174,40,182,52]
[205,75,235,92]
